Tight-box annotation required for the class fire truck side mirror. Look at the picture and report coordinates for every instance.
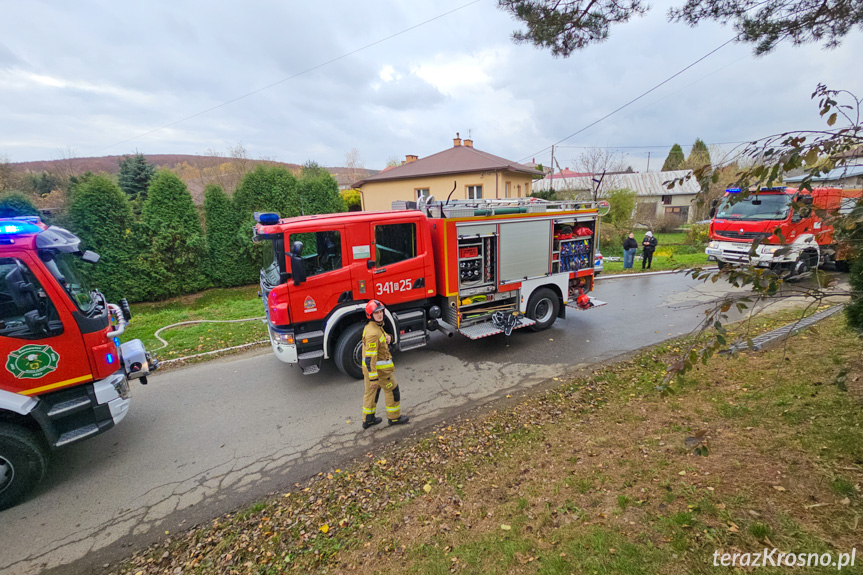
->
[23,309,50,336]
[81,250,100,264]
[290,254,306,286]
[709,199,719,218]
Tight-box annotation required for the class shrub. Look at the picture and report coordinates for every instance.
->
[685,223,709,245]
[606,188,637,227]
[204,184,255,287]
[67,175,141,302]
[0,192,39,218]
[648,214,684,233]
[341,189,362,210]
[298,168,347,215]
[598,222,629,253]
[138,171,208,299]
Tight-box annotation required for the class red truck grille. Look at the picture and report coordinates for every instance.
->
[715,230,769,241]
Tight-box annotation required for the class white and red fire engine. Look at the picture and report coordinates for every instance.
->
[706,186,862,274]
[254,197,606,378]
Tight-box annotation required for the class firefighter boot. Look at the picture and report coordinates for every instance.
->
[362,415,383,429]
[388,415,410,426]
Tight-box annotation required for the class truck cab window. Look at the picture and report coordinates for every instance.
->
[0,258,62,340]
[288,231,342,278]
[375,223,417,266]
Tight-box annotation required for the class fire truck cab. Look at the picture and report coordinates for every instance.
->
[255,198,606,379]
[0,217,155,511]
[706,187,862,274]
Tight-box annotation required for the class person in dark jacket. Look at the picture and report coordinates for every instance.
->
[641,231,658,269]
[622,233,638,269]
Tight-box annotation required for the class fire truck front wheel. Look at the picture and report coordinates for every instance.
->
[334,322,366,380]
[0,424,49,511]
[527,288,560,331]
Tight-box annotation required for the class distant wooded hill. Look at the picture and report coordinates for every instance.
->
[8,154,378,204]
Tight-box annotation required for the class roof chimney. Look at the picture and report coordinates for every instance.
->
[453,132,462,147]
[464,138,473,148]
[405,154,418,163]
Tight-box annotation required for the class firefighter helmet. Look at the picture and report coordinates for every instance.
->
[576,290,592,309]
[365,299,385,319]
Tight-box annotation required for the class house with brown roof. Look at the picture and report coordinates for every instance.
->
[352,135,543,211]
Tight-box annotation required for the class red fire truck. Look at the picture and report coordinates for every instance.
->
[254,197,606,378]
[705,186,862,274]
[1,217,155,510]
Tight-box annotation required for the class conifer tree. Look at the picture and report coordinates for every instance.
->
[118,153,156,205]
[0,192,39,218]
[139,170,207,299]
[686,138,712,169]
[203,184,254,286]
[298,164,347,216]
[67,175,141,301]
[661,144,685,171]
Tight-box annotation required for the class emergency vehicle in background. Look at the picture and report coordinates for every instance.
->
[254,197,606,379]
[0,217,155,511]
[705,186,863,274]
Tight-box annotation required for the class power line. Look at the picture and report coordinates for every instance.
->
[556,140,751,150]
[519,36,738,163]
[90,0,483,155]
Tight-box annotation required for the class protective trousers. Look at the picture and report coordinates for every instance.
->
[362,374,401,421]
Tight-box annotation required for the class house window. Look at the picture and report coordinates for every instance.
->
[505,182,511,198]
[664,206,689,220]
[662,195,672,205]
[374,223,417,267]
[415,188,430,200]
[467,185,483,200]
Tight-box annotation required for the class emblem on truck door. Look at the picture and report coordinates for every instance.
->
[304,296,317,313]
[6,344,60,379]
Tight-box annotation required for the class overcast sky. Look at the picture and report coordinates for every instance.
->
[1,0,861,173]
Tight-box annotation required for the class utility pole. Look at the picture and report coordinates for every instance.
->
[646,152,651,173]
[550,145,555,193]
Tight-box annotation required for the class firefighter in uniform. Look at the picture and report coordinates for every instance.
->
[361,300,410,429]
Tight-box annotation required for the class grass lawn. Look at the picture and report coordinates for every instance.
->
[108,306,862,575]
[600,231,709,274]
[123,285,267,361]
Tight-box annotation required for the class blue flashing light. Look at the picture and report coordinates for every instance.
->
[113,337,120,347]
[257,212,280,225]
[725,188,742,194]
[1,221,42,235]
[107,353,115,364]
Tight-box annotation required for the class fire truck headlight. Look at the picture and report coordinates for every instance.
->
[708,241,718,249]
[761,245,781,254]
[273,332,295,345]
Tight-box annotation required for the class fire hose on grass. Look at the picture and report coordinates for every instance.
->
[152,317,268,365]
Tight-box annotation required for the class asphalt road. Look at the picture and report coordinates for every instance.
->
[0,272,747,575]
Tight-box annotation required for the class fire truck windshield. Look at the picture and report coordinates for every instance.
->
[716,194,792,221]
[40,251,97,312]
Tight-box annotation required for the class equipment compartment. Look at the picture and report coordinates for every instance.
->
[457,234,497,292]
[552,221,595,274]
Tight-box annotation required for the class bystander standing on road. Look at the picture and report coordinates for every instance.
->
[641,231,658,270]
[623,233,638,269]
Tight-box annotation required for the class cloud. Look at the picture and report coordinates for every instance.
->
[0,0,860,171]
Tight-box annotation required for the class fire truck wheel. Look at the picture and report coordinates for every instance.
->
[526,288,560,331]
[334,322,366,380]
[0,424,49,512]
